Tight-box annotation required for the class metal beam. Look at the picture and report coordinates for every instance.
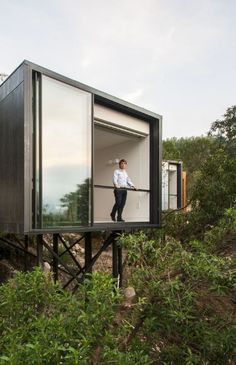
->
[37,234,43,267]
[41,237,81,285]
[85,232,92,274]
[24,235,29,271]
[53,234,59,282]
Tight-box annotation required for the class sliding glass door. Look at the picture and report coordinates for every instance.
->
[35,75,92,228]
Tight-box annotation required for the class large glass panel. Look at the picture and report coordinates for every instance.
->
[41,76,91,227]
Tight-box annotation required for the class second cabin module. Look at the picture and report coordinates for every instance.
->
[162,160,183,210]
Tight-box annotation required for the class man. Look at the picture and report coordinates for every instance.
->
[110,159,137,222]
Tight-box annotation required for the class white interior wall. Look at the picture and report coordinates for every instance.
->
[94,136,149,188]
[162,162,169,210]
[162,162,179,210]
[169,195,177,210]
[169,169,177,195]
[169,169,178,209]
[94,127,150,222]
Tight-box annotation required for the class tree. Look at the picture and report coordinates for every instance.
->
[208,105,236,155]
[163,106,236,237]
[163,136,218,198]
[191,149,236,222]
[191,105,236,225]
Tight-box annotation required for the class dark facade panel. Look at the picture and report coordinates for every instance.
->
[0,64,24,103]
[177,163,183,209]
[0,82,24,233]
[149,118,162,223]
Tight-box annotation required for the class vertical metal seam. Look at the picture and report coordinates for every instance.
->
[91,94,94,226]
[38,74,43,228]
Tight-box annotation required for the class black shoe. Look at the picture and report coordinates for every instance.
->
[117,218,125,222]
[110,213,116,222]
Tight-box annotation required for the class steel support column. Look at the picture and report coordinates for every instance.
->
[85,232,92,274]
[112,232,123,287]
[117,243,123,287]
[112,240,118,279]
[37,234,43,267]
[53,233,59,281]
[24,235,29,271]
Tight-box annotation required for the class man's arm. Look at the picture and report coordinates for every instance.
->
[127,175,138,190]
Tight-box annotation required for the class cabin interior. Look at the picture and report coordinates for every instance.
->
[93,104,150,223]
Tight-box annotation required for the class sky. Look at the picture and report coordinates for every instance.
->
[0,0,236,139]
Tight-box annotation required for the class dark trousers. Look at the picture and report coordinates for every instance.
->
[111,189,127,219]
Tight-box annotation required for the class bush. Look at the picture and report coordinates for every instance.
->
[1,210,236,364]
[116,230,236,364]
[0,269,120,365]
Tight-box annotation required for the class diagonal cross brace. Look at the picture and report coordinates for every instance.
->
[66,232,118,292]
[41,237,81,285]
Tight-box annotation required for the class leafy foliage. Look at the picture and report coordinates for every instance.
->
[0,270,120,365]
[163,136,218,196]
[0,221,235,364]
[116,228,236,365]
[209,105,236,154]
[191,150,236,220]
[190,106,236,226]
[163,106,236,232]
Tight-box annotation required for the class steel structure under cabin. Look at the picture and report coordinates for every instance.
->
[0,61,162,288]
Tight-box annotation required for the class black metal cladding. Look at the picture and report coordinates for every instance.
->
[0,60,162,234]
[177,163,183,209]
[0,64,25,233]
[32,71,42,229]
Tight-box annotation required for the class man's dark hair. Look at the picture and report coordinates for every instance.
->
[119,159,127,166]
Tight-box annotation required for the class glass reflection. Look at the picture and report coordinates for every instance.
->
[42,76,91,227]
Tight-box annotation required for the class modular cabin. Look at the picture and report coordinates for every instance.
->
[162,160,183,210]
[0,61,162,234]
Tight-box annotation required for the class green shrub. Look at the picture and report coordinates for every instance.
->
[116,230,236,365]
[0,269,120,365]
[1,210,236,364]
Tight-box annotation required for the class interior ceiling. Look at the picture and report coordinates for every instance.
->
[94,126,139,150]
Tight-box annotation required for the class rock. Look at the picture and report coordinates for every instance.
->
[75,244,85,254]
[123,286,136,300]
[43,261,52,282]
[43,261,51,274]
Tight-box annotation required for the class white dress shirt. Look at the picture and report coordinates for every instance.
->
[113,169,134,188]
